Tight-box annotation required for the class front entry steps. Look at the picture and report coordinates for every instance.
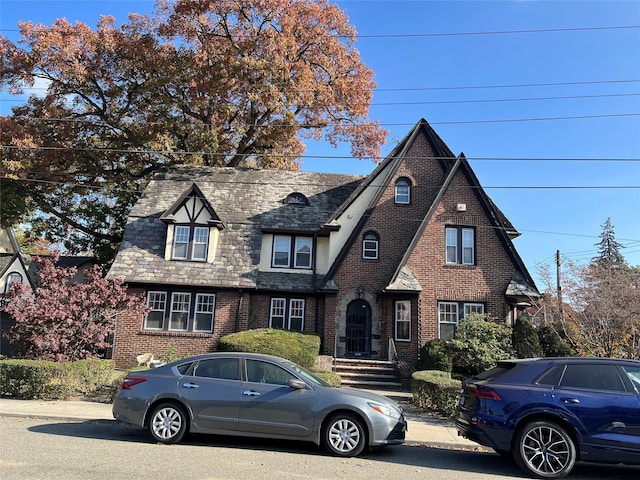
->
[333,358,403,390]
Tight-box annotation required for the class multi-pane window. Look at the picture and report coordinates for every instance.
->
[144,291,215,333]
[170,293,191,330]
[438,301,485,340]
[145,291,167,330]
[395,300,411,341]
[172,225,209,261]
[445,226,475,265]
[272,235,313,269]
[194,294,216,332]
[395,178,411,204]
[362,232,379,259]
[270,298,305,331]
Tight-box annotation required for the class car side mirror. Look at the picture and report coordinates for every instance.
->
[288,379,309,390]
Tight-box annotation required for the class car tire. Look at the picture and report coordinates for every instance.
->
[148,402,188,444]
[513,420,577,479]
[322,413,366,457]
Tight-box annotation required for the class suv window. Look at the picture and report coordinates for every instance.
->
[535,365,564,386]
[473,362,515,381]
[560,364,626,392]
[622,366,640,393]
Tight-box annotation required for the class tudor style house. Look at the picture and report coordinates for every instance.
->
[108,119,539,372]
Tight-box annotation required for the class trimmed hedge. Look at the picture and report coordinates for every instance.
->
[218,328,321,369]
[411,370,462,416]
[0,359,115,400]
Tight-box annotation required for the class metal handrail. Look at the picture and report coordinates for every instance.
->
[388,338,399,363]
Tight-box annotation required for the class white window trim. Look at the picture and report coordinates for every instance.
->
[192,226,210,261]
[394,300,411,342]
[269,298,305,331]
[438,301,485,339]
[194,293,216,332]
[395,182,411,204]
[144,291,167,330]
[445,227,475,265]
[272,235,292,268]
[294,237,312,269]
[172,226,190,260]
[362,233,379,259]
[169,292,191,331]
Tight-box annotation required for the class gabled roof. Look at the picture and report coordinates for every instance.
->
[379,120,538,296]
[159,182,225,229]
[109,166,364,289]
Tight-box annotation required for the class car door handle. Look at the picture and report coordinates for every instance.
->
[182,383,200,389]
[562,398,580,404]
[243,390,261,396]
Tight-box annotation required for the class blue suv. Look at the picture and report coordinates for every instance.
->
[455,357,640,478]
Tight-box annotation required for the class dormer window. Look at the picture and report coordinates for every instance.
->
[272,235,313,269]
[284,192,310,206]
[4,272,22,293]
[172,225,209,261]
[395,178,411,204]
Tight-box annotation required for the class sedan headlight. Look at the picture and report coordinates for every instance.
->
[368,401,401,419]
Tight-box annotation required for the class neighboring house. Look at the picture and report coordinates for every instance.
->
[108,118,539,371]
[0,227,97,357]
[0,227,36,356]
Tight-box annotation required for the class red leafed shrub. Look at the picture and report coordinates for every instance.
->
[5,253,147,362]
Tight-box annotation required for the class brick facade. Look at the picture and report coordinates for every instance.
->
[109,119,538,372]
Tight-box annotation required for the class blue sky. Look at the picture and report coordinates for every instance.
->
[1,0,639,290]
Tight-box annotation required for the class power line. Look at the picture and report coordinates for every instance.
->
[3,92,638,108]
[374,79,640,93]
[2,24,638,38]
[3,112,639,131]
[3,145,640,163]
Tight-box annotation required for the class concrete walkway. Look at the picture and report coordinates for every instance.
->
[0,393,484,452]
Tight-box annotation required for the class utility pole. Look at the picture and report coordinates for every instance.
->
[556,250,563,322]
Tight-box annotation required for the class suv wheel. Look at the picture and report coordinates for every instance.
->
[513,420,576,479]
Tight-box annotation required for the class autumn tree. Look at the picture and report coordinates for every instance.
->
[4,253,148,361]
[537,220,640,359]
[1,0,385,263]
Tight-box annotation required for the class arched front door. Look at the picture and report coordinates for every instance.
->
[345,299,371,357]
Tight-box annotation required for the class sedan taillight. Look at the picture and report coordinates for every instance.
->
[120,377,148,390]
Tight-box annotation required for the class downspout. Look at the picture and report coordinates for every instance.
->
[235,290,243,332]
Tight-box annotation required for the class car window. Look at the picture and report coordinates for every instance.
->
[622,366,640,393]
[560,364,626,392]
[535,365,564,386]
[194,358,239,380]
[176,362,194,375]
[246,359,295,385]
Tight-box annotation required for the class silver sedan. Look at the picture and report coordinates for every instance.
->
[112,352,406,456]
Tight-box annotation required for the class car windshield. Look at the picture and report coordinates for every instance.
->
[472,362,516,381]
[283,361,331,387]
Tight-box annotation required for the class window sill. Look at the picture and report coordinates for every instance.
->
[140,330,212,337]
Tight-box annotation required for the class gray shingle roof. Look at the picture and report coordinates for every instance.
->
[109,166,364,290]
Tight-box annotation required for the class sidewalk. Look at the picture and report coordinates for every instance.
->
[0,395,483,452]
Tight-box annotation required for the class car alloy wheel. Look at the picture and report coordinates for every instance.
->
[323,413,366,457]
[513,420,576,479]
[149,403,188,444]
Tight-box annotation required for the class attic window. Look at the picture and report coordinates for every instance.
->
[284,192,309,206]
[395,178,411,204]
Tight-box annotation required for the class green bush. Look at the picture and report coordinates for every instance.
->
[537,324,575,357]
[218,328,321,369]
[418,338,453,372]
[450,315,513,378]
[313,370,342,387]
[411,370,461,416]
[0,359,115,400]
[0,359,75,399]
[513,317,543,358]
